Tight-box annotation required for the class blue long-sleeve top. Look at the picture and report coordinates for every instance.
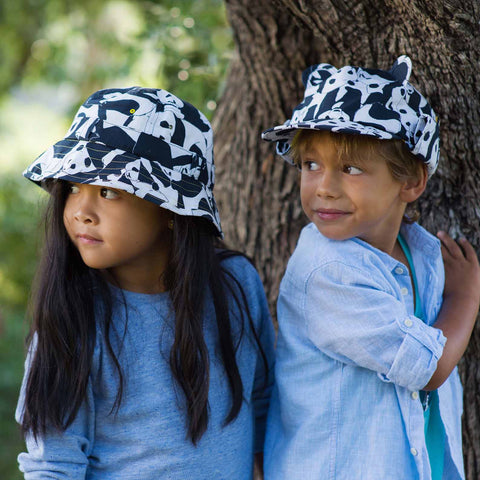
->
[16,255,275,479]
[264,222,464,480]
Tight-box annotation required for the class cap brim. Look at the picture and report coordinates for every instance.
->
[262,120,400,166]
[24,139,223,237]
[262,120,397,143]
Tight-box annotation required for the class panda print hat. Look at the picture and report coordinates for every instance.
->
[262,55,440,177]
[23,87,222,236]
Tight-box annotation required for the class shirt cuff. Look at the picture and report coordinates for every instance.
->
[378,315,446,390]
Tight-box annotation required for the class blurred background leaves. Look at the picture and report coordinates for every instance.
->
[0,1,233,477]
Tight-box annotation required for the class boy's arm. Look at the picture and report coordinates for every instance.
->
[300,261,444,391]
[423,231,480,390]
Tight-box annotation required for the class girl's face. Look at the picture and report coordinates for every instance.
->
[299,131,411,254]
[63,182,172,293]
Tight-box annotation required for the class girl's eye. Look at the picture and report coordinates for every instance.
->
[100,188,119,199]
[343,165,363,175]
[68,184,80,194]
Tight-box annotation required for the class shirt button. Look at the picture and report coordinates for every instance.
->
[411,391,419,400]
[400,287,408,295]
[410,448,418,456]
[404,319,413,328]
[395,267,404,274]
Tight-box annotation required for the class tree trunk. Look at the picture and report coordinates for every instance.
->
[214,0,480,478]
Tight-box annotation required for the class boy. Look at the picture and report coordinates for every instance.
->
[261,56,480,479]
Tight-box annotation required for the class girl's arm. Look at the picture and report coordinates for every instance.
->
[423,232,480,390]
[16,389,94,479]
[16,339,94,479]
[247,262,275,479]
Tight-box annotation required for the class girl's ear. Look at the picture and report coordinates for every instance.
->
[400,165,428,203]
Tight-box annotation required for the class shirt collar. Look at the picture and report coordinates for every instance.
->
[350,222,438,273]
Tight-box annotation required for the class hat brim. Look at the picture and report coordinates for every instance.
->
[24,139,223,237]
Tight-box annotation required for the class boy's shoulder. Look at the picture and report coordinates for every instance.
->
[287,222,441,280]
[289,223,371,270]
[399,222,441,257]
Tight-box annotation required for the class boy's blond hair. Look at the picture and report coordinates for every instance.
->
[291,129,425,223]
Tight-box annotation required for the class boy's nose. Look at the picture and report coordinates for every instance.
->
[315,170,341,199]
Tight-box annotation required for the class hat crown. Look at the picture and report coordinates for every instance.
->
[262,55,440,176]
[67,87,214,186]
[23,86,223,236]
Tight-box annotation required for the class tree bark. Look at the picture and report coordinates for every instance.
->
[214,0,480,478]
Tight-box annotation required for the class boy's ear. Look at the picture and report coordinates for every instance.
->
[400,165,428,203]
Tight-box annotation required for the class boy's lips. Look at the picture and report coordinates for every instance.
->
[314,208,350,221]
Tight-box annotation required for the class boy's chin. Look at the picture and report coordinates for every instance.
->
[310,224,352,242]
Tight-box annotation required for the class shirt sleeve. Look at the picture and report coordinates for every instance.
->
[15,339,95,479]
[302,261,446,391]
[249,271,276,454]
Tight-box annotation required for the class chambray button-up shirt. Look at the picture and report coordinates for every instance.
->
[264,222,464,480]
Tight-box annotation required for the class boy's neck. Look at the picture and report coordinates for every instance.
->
[358,218,404,259]
[391,237,408,265]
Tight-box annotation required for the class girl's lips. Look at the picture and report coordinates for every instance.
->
[76,233,103,244]
[315,209,349,221]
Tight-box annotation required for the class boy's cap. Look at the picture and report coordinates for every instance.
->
[262,55,440,176]
[23,86,222,236]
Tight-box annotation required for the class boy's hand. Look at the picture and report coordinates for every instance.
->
[423,231,480,390]
[437,231,480,305]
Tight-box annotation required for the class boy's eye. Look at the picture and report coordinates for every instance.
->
[303,161,320,171]
[343,165,363,175]
[100,188,119,199]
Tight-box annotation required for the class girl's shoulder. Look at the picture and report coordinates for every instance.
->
[217,250,260,284]
[216,250,268,305]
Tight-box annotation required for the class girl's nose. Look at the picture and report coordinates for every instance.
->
[66,190,99,225]
[74,208,96,224]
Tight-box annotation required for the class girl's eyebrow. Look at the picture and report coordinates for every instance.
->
[101,186,122,193]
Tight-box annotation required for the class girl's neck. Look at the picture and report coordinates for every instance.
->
[103,261,168,294]
[105,275,166,294]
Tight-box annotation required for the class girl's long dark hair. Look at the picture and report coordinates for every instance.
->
[21,180,268,444]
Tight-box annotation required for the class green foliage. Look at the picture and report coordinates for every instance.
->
[0,177,45,309]
[0,0,233,116]
[0,175,43,480]
[0,309,26,480]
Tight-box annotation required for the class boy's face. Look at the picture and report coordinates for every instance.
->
[298,131,408,253]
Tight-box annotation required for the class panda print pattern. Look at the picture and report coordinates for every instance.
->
[24,87,222,236]
[262,55,440,177]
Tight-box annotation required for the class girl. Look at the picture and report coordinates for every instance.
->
[16,87,275,479]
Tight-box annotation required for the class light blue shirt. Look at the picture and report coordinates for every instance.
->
[16,256,275,479]
[264,222,464,480]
